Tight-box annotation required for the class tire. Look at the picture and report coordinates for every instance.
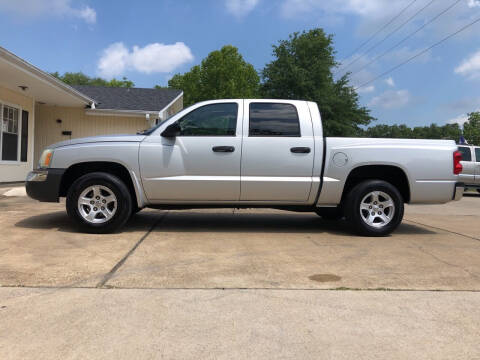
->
[66,172,132,233]
[477,189,480,194]
[314,207,344,220]
[344,180,404,237]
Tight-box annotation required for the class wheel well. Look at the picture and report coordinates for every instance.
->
[342,165,410,203]
[59,162,137,204]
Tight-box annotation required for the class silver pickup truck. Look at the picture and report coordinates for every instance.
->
[458,145,480,193]
[26,99,464,236]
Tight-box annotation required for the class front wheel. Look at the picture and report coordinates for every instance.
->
[344,180,404,237]
[66,172,132,233]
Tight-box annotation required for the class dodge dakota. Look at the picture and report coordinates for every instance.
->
[26,99,465,236]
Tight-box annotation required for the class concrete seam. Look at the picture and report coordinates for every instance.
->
[404,218,480,242]
[95,211,168,288]
[2,284,480,292]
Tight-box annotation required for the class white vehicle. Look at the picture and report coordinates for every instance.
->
[458,145,480,193]
[26,99,464,236]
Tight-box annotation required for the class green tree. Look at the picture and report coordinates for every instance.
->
[260,29,374,136]
[166,45,260,106]
[463,112,480,145]
[362,123,461,141]
[51,72,134,88]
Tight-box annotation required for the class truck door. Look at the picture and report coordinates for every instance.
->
[240,100,314,202]
[458,146,475,185]
[475,147,480,184]
[139,100,243,201]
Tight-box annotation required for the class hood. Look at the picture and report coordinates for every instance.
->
[49,134,147,149]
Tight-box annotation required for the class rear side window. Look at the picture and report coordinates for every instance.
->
[458,146,472,162]
[249,103,300,137]
[475,148,480,162]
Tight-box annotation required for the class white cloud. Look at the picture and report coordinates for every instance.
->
[98,43,130,78]
[281,0,389,18]
[357,85,375,94]
[0,0,96,24]
[225,0,259,18]
[78,6,96,24]
[368,89,410,109]
[385,77,395,87]
[447,114,469,126]
[447,106,480,127]
[97,42,194,78]
[468,0,480,8]
[455,49,480,80]
[447,96,480,112]
[280,0,479,39]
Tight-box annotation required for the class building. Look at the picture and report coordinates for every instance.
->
[0,46,183,182]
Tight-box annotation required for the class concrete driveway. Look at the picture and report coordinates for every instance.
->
[1,191,479,359]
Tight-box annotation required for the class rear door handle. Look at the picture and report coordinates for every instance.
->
[212,146,235,153]
[290,147,311,154]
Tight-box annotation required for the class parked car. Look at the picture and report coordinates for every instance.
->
[457,145,480,193]
[26,99,464,236]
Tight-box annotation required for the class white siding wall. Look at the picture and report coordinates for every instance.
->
[34,105,149,165]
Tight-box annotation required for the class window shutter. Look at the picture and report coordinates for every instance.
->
[21,110,28,162]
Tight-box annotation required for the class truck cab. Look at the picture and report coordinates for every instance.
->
[139,99,321,204]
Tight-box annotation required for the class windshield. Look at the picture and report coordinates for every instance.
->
[136,103,197,135]
[137,116,171,135]
[137,123,162,136]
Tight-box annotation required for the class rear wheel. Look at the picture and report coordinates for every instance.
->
[66,172,132,233]
[345,180,404,237]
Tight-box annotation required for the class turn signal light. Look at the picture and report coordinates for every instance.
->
[453,150,463,175]
[44,152,52,167]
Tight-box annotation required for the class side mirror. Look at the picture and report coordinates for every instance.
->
[161,122,181,137]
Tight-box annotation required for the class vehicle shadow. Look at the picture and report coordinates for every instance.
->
[15,209,435,236]
[14,210,162,234]
[154,211,436,236]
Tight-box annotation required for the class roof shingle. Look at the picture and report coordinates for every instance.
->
[72,85,182,111]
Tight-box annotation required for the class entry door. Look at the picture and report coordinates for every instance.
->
[458,146,475,184]
[240,101,314,202]
[140,101,243,201]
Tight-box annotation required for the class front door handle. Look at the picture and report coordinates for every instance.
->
[290,147,311,154]
[212,146,235,153]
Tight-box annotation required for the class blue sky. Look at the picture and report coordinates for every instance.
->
[1,0,480,127]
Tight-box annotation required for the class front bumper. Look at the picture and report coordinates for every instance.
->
[25,169,65,202]
[453,182,464,201]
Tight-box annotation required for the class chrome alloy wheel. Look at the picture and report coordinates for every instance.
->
[359,191,395,228]
[77,185,117,224]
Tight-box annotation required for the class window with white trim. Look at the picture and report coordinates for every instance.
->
[0,102,27,162]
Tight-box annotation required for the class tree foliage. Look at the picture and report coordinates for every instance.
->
[463,112,480,145]
[360,123,462,140]
[166,45,260,107]
[51,72,134,88]
[260,29,374,136]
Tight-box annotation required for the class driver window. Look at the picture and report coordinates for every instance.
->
[177,103,238,136]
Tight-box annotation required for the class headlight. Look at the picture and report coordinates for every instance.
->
[38,149,54,168]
